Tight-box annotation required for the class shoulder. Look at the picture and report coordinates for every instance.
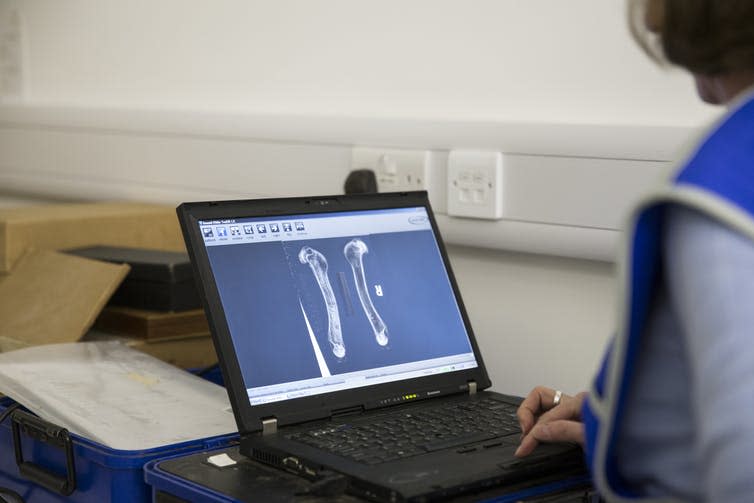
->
[662,206,754,322]
[673,92,754,213]
[680,91,754,173]
[664,205,754,266]
[663,206,754,503]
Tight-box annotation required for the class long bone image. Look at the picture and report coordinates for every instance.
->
[344,239,389,346]
[299,246,346,358]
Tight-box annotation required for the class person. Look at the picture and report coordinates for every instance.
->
[514,1,754,501]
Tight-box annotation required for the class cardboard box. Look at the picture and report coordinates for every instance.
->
[0,202,186,273]
[0,202,190,354]
[0,250,129,352]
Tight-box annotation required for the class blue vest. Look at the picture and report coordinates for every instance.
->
[582,91,754,501]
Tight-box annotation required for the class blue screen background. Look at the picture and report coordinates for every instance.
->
[206,230,472,389]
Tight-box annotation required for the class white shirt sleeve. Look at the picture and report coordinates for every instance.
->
[665,205,754,502]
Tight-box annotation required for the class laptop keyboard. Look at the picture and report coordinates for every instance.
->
[287,397,521,465]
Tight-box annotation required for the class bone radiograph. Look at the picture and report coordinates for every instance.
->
[299,238,389,360]
[344,238,389,347]
[206,224,475,388]
[298,246,347,358]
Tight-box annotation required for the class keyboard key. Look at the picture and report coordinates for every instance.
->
[286,398,521,465]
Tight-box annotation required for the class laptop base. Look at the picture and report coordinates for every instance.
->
[242,391,587,502]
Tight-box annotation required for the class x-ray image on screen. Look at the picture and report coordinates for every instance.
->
[297,238,389,364]
[288,236,394,375]
[206,230,472,389]
[298,245,347,359]
[344,238,389,348]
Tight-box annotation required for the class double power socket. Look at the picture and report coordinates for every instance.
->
[350,147,504,220]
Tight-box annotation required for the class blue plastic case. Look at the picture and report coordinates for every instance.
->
[0,397,237,503]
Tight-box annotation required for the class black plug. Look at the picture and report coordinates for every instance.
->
[344,169,378,194]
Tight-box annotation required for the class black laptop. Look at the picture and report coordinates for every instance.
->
[177,191,583,502]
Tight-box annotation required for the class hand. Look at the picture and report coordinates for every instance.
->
[514,386,587,458]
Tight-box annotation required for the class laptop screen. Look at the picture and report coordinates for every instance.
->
[197,206,478,407]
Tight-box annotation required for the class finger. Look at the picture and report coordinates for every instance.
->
[514,420,585,458]
[534,392,583,426]
[516,386,556,435]
[540,419,585,446]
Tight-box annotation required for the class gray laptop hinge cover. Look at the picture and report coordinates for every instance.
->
[261,417,278,435]
[468,381,477,395]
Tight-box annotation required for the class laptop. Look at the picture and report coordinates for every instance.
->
[177,191,583,502]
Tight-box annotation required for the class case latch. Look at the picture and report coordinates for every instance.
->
[468,381,477,395]
[11,409,77,496]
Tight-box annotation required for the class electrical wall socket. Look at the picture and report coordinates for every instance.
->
[447,150,504,219]
[351,147,432,192]
[0,8,24,100]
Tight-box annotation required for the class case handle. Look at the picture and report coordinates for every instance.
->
[11,409,76,496]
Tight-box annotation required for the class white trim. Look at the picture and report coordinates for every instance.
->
[434,216,619,262]
[0,103,694,160]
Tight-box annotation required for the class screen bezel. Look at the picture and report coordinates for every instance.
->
[178,192,492,433]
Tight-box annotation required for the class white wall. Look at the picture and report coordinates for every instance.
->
[449,246,614,396]
[4,0,717,126]
[0,0,720,395]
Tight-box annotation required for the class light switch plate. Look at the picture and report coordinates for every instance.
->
[447,150,504,219]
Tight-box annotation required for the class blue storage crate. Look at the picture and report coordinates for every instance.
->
[0,397,237,503]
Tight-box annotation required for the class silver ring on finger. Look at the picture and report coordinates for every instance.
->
[552,389,563,407]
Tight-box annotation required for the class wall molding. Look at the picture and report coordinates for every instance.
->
[0,103,697,159]
[0,103,698,262]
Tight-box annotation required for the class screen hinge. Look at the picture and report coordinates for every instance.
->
[261,417,278,436]
[468,381,477,395]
